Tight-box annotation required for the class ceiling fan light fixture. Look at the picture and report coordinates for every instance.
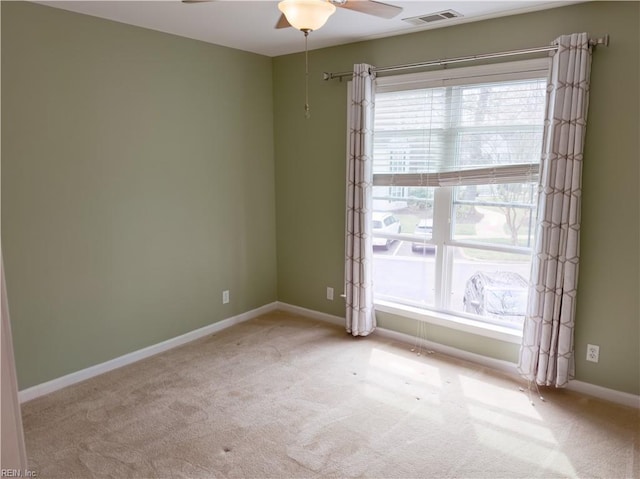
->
[278,0,336,32]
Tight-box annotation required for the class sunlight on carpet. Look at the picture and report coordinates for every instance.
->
[21,311,639,479]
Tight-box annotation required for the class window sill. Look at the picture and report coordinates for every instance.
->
[374,300,523,344]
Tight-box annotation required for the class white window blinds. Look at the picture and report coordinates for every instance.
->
[372,60,549,187]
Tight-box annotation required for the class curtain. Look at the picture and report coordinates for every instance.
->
[519,33,592,387]
[345,64,376,336]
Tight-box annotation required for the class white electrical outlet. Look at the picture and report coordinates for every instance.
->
[326,287,334,301]
[222,290,230,304]
[586,344,599,363]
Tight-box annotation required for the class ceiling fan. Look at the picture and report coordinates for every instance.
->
[182,0,403,30]
[183,0,402,118]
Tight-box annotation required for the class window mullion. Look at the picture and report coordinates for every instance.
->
[432,187,451,309]
[436,86,461,310]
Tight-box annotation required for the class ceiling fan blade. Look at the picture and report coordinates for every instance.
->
[337,0,402,19]
[275,13,292,29]
[182,0,214,3]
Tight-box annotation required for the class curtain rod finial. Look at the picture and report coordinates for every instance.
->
[590,34,609,47]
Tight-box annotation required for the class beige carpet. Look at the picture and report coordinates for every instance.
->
[22,311,639,478]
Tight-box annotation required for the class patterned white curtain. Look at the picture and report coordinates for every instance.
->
[345,64,376,336]
[519,33,592,387]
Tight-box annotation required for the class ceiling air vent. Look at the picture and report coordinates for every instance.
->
[403,9,463,26]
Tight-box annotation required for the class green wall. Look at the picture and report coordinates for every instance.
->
[2,2,277,389]
[2,1,638,397]
[273,1,640,395]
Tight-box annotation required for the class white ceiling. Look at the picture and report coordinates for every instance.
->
[37,0,582,57]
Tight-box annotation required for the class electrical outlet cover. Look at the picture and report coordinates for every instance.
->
[586,344,599,363]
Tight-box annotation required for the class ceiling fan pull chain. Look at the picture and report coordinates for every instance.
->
[304,30,311,119]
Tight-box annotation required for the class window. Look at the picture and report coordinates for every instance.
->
[370,59,548,331]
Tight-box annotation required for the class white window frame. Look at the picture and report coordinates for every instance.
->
[370,58,550,342]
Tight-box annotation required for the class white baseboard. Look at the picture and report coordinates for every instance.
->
[278,302,640,409]
[276,301,344,327]
[373,326,521,377]
[277,301,516,375]
[566,379,640,409]
[19,302,279,403]
[375,328,639,408]
[20,301,639,410]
